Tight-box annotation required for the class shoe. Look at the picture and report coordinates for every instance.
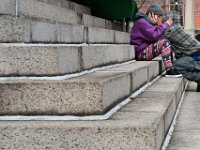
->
[165,69,182,78]
[197,82,200,92]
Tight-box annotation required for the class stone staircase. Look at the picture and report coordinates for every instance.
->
[0,0,186,149]
[165,82,200,150]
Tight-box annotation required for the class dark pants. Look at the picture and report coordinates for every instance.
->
[173,56,200,83]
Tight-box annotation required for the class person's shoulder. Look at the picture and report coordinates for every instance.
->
[135,12,149,22]
[135,18,147,24]
[134,18,152,28]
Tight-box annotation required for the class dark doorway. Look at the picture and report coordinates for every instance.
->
[195,34,200,42]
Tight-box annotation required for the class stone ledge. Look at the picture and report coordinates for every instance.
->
[0,77,185,150]
[0,61,158,115]
[0,0,122,31]
[0,15,128,43]
[0,44,134,76]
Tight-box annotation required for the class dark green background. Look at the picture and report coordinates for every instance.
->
[73,0,138,21]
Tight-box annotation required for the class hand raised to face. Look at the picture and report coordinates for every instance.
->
[166,18,173,26]
[148,12,158,24]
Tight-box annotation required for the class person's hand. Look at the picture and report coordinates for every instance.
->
[166,18,173,26]
[149,12,158,24]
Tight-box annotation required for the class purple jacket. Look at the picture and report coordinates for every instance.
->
[130,13,169,56]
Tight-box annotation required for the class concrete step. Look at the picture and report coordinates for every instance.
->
[0,43,134,76]
[0,77,186,150]
[166,82,200,150]
[0,61,159,116]
[0,0,122,31]
[0,15,129,43]
[153,56,165,74]
[38,0,92,15]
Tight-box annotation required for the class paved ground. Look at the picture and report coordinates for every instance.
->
[167,81,200,150]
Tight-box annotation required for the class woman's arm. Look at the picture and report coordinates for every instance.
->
[137,20,169,42]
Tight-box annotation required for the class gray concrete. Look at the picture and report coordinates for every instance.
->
[38,0,92,15]
[19,0,82,24]
[86,27,129,44]
[0,77,185,150]
[167,82,200,150]
[0,44,134,76]
[106,20,122,31]
[115,31,131,44]
[0,15,128,43]
[82,14,107,29]
[0,0,122,31]
[0,0,16,15]
[153,56,165,74]
[0,15,31,42]
[86,27,115,43]
[0,71,131,115]
[0,61,159,115]
[0,44,80,76]
[81,44,135,70]
[102,61,159,90]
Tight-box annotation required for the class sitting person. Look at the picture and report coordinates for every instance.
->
[162,11,200,92]
[131,3,200,91]
[130,3,182,77]
[162,11,200,59]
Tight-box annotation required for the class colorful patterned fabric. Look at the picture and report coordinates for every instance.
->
[130,12,169,54]
[136,39,173,70]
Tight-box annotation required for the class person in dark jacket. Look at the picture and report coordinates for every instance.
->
[130,3,182,77]
[162,11,200,92]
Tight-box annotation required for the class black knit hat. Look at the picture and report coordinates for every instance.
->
[146,3,164,16]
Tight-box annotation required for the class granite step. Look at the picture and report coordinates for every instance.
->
[166,82,200,150]
[0,15,129,43]
[0,61,159,116]
[0,77,186,150]
[0,43,134,76]
[0,0,122,31]
[38,0,92,15]
[153,55,165,74]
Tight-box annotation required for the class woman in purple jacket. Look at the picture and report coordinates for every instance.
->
[131,3,181,77]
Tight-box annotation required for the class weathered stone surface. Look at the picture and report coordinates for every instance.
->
[38,0,91,15]
[0,44,134,76]
[86,27,129,44]
[0,119,163,150]
[0,77,185,150]
[0,71,131,115]
[0,15,127,43]
[167,131,200,150]
[0,0,121,31]
[115,31,130,43]
[112,77,184,149]
[0,61,160,115]
[19,0,82,25]
[0,0,16,15]
[0,44,80,76]
[86,27,115,43]
[153,56,165,74]
[0,15,31,42]
[82,14,106,29]
[81,45,135,70]
[103,61,159,91]
[167,88,200,150]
